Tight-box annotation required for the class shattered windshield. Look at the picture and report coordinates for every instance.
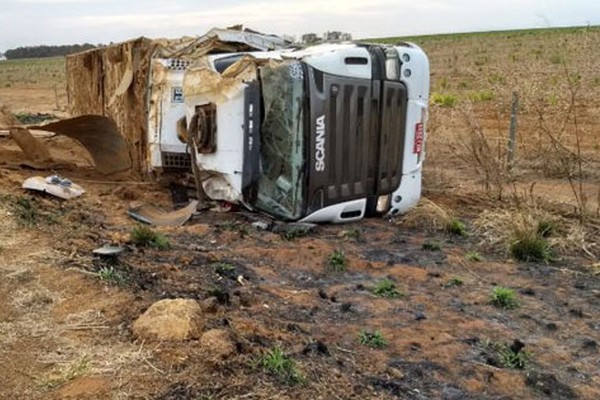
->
[255,60,306,220]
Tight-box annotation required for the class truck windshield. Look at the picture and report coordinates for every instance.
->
[255,60,306,220]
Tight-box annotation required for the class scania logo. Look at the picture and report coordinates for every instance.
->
[315,115,326,172]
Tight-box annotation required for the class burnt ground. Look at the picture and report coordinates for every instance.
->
[0,163,598,399]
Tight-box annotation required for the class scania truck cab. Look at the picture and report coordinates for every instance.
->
[147,41,429,223]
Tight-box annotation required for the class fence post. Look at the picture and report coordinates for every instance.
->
[507,91,519,171]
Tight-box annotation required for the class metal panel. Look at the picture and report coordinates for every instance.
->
[306,68,375,213]
[377,81,408,195]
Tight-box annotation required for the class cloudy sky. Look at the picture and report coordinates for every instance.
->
[1,0,598,51]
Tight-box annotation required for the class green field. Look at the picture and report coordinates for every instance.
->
[0,56,65,88]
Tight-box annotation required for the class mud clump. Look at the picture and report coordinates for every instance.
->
[200,329,236,360]
[132,299,203,341]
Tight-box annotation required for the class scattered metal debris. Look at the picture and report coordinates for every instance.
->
[128,200,199,226]
[22,175,85,200]
[92,245,125,256]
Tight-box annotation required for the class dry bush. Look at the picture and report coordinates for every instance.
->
[474,207,597,259]
[415,28,600,220]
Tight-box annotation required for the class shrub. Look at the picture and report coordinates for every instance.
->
[509,233,552,262]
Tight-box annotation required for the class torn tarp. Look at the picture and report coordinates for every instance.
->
[128,200,198,226]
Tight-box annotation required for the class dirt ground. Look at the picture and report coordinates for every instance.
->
[1,28,599,399]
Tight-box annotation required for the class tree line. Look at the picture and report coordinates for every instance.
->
[3,44,100,60]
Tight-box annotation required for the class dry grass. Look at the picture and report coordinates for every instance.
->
[401,198,454,230]
[474,207,597,259]
[400,198,466,235]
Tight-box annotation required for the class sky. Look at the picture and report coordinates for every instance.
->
[1,0,599,52]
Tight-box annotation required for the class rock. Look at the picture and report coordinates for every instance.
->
[415,311,427,321]
[251,221,270,230]
[132,299,203,341]
[582,339,598,351]
[200,329,236,359]
[201,297,219,313]
[442,386,467,400]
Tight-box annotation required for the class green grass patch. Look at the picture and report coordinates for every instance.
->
[444,277,464,288]
[465,251,483,262]
[327,249,347,272]
[431,93,458,107]
[483,340,531,369]
[210,262,236,276]
[536,219,557,237]
[97,266,127,286]
[2,194,63,227]
[509,233,552,262]
[468,90,495,102]
[341,228,361,240]
[422,240,442,251]
[280,226,312,241]
[490,287,519,309]
[130,225,170,250]
[372,278,403,298]
[446,218,468,236]
[257,347,304,385]
[358,330,388,348]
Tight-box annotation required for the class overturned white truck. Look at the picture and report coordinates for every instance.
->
[66,28,430,223]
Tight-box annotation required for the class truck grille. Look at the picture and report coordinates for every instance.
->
[162,152,191,170]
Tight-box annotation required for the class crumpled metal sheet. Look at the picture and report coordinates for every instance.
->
[154,28,288,60]
[128,200,198,226]
[183,56,258,104]
[32,115,132,175]
[22,175,85,200]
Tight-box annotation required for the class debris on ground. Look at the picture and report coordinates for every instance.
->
[128,200,199,226]
[132,299,204,341]
[22,175,85,200]
[9,127,54,165]
[92,245,125,257]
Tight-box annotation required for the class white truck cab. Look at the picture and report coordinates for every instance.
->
[147,41,429,223]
